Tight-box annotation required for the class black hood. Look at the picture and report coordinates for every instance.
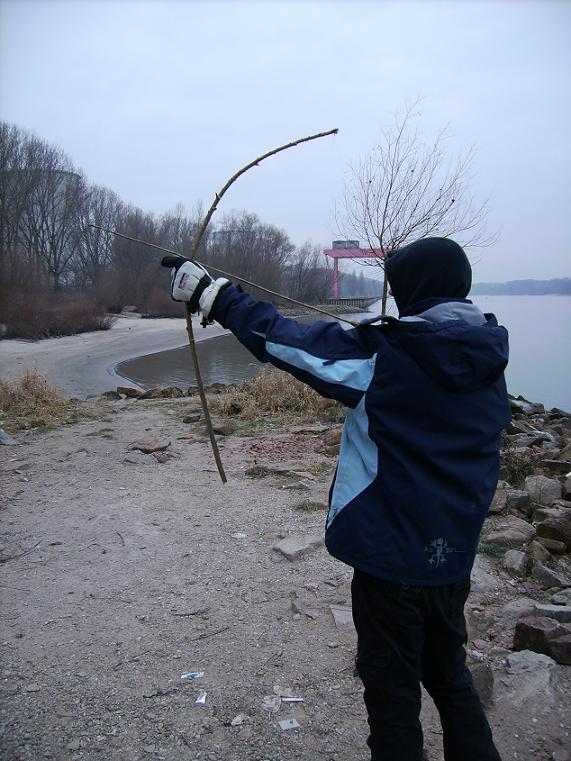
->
[385,237,472,315]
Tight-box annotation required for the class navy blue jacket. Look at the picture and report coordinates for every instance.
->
[212,286,511,586]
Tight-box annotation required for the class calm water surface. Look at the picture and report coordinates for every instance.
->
[117,296,571,411]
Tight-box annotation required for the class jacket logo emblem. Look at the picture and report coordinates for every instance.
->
[424,537,461,567]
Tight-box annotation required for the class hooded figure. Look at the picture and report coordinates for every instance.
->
[163,236,509,761]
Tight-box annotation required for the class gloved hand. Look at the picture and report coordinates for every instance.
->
[161,255,229,321]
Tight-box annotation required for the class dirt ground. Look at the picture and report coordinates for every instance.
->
[1,397,570,761]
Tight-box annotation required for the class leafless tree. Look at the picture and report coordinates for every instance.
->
[208,211,294,295]
[336,103,492,311]
[286,241,331,303]
[76,184,123,290]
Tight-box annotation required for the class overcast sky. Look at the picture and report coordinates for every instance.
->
[1,0,569,282]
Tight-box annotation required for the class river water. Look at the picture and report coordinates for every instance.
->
[116,296,571,411]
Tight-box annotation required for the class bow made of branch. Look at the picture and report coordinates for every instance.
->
[92,128,339,484]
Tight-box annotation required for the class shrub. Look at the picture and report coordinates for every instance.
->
[1,294,115,339]
[500,433,539,486]
[213,369,344,423]
[0,370,85,430]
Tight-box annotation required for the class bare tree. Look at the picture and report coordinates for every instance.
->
[76,184,123,290]
[286,241,331,303]
[336,103,492,311]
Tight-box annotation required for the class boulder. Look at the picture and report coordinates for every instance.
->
[532,604,571,623]
[502,549,529,576]
[549,634,571,665]
[535,537,567,555]
[551,589,571,605]
[505,489,532,516]
[513,616,571,658]
[540,459,571,475]
[509,397,545,415]
[535,507,571,550]
[100,390,122,400]
[470,555,498,594]
[496,597,537,623]
[468,660,494,708]
[488,489,508,515]
[139,386,184,399]
[524,475,562,505]
[495,650,557,708]
[565,474,571,501]
[483,515,536,548]
[531,561,570,589]
[116,386,143,398]
[527,540,551,563]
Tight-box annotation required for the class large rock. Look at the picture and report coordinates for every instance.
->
[273,534,324,560]
[483,515,536,548]
[116,385,144,398]
[535,507,571,550]
[467,660,494,708]
[503,549,529,576]
[505,489,531,515]
[531,561,570,589]
[535,536,567,555]
[565,474,571,501]
[532,604,571,623]
[551,589,571,605]
[488,488,508,515]
[540,459,571,476]
[470,555,498,594]
[509,397,545,415]
[495,650,557,708]
[139,386,184,399]
[513,616,571,662]
[524,475,563,505]
[496,597,537,623]
[549,634,571,665]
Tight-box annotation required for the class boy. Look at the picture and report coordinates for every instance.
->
[162,237,510,760]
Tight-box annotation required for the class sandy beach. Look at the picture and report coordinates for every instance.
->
[0,315,229,398]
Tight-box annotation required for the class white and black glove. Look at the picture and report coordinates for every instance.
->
[161,255,230,322]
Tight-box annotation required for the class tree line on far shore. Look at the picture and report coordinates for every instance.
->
[0,121,378,339]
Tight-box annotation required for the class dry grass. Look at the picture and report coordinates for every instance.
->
[0,370,86,431]
[213,369,344,424]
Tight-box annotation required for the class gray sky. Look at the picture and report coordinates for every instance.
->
[1,0,569,282]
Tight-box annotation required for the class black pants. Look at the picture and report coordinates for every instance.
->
[351,570,501,761]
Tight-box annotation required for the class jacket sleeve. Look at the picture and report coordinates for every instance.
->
[210,284,378,408]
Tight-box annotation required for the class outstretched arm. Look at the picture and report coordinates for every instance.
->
[162,256,378,407]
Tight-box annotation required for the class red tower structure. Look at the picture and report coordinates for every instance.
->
[323,241,385,298]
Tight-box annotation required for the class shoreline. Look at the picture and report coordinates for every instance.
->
[0,315,230,399]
